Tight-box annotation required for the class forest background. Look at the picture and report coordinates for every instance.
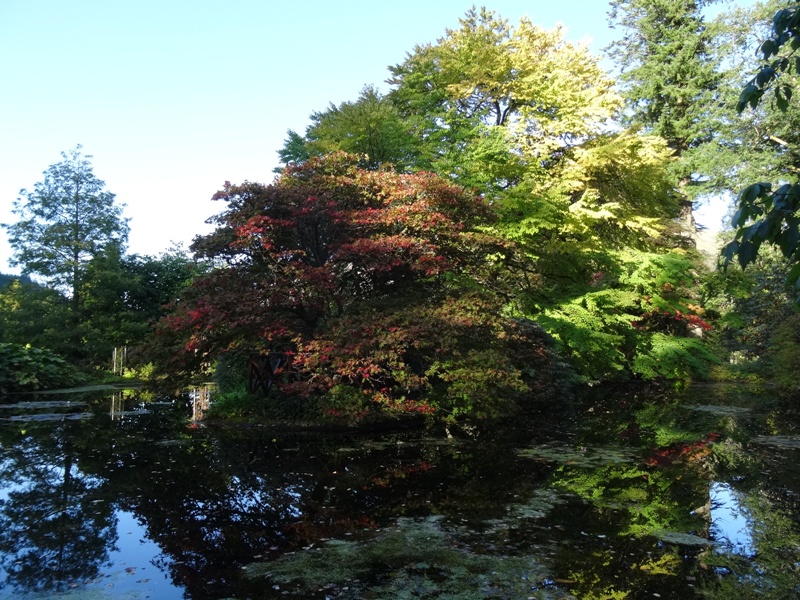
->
[1,0,799,423]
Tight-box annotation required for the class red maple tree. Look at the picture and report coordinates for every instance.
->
[156,153,564,420]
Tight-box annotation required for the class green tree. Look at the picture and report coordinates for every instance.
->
[722,0,800,303]
[607,0,723,240]
[388,7,619,193]
[275,129,310,171]
[607,0,722,162]
[276,86,420,172]
[121,246,205,320]
[0,280,71,356]
[3,146,129,313]
[77,244,205,366]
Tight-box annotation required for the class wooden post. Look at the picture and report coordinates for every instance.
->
[112,346,128,375]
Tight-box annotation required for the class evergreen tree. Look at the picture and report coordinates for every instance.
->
[275,86,420,173]
[607,0,723,200]
[4,146,129,312]
[723,0,800,304]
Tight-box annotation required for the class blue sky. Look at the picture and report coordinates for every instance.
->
[0,1,734,274]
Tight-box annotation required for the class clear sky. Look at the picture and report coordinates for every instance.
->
[0,0,732,275]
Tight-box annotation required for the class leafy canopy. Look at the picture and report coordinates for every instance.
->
[277,86,420,172]
[387,7,620,193]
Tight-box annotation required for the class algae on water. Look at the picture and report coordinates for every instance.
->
[245,516,574,599]
[515,444,636,467]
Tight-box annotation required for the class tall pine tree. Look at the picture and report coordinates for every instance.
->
[607,0,722,205]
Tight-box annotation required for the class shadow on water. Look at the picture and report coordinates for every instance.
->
[0,382,797,598]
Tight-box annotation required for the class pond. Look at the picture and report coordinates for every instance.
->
[0,383,798,599]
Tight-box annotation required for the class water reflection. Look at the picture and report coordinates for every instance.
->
[709,481,754,555]
[0,384,797,598]
[0,419,117,595]
[189,384,213,421]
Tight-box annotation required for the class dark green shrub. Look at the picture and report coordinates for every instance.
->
[0,343,85,394]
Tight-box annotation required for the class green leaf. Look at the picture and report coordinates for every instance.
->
[721,240,739,268]
[757,219,773,240]
[737,84,758,113]
[731,207,747,228]
[787,224,800,255]
[774,9,791,35]
[761,39,778,59]
[740,183,766,205]
[742,222,762,244]
[786,263,800,289]
[756,67,776,88]
[790,186,800,211]
[738,240,758,270]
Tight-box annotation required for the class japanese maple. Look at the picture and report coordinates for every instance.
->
[157,153,565,420]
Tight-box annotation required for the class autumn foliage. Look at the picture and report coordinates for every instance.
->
[157,153,566,419]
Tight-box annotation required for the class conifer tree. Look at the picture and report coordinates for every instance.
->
[607,0,722,200]
[4,146,129,311]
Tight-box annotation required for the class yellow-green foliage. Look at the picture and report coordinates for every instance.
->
[538,289,639,380]
[558,133,678,242]
[530,250,715,381]
[632,334,717,381]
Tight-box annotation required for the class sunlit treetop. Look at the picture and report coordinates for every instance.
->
[387,7,621,191]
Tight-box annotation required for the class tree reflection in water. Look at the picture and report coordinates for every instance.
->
[0,419,116,594]
[0,385,798,599]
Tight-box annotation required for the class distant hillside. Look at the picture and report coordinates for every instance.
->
[0,273,32,289]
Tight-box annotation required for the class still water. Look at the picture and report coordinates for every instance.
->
[0,383,798,599]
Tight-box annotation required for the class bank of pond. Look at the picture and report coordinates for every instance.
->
[0,382,798,599]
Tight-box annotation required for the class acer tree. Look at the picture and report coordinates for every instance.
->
[158,153,567,420]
